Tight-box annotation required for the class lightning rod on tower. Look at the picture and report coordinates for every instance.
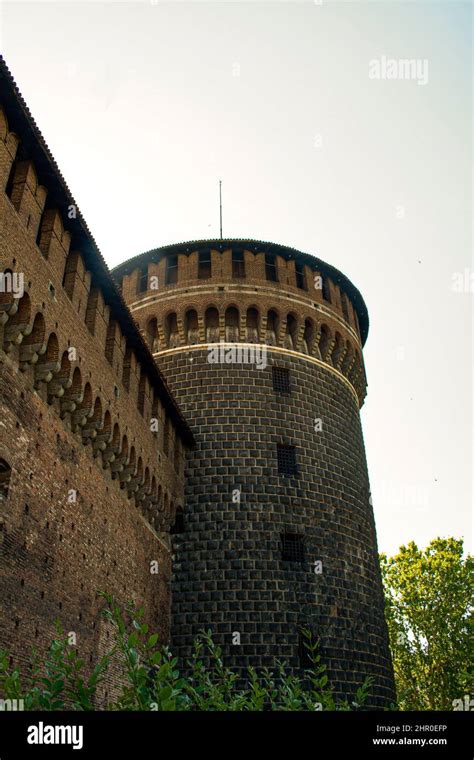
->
[219,180,223,239]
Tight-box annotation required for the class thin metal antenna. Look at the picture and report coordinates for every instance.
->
[219,180,223,239]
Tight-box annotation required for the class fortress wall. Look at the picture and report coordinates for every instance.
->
[0,88,192,703]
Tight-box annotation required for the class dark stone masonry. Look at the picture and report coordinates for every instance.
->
[159,349,394,707]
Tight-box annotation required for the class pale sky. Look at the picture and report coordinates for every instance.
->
[0,0,471,556]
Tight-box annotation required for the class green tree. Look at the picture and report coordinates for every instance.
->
[380,537,473,710]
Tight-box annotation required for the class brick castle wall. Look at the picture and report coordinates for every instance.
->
[0,352,171,705]
[0,68,192,705]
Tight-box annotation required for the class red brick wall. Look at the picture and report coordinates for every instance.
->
[0,98,189,704]
[117,246,367,406]
[0,353,171,705]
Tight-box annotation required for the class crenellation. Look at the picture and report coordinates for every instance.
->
[38,207,71,274]
[0,109,19,188]
[9,160,47,237]
[117,246,367,402]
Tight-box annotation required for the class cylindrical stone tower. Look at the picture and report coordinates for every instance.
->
[113,240,395,708]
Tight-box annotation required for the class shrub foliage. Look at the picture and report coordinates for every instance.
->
[0,593,371,711]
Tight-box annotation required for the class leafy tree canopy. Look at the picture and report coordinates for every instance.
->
[380,537,473,710]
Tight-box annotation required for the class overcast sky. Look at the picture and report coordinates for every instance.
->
[1,0,471,556]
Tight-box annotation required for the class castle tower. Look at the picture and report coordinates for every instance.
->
[113,240,395,707]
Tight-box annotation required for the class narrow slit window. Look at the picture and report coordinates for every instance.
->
[166,255,178,285]
[322,277,331,303]
[198,250,212,279]
[295,261,306,290]
[232,250,245,278]
[137,267,148,294]
[265,253,278,282]
[342,293,350,322]
[171,508,185,535]
[36,217,44,252]
[5,159,18,202]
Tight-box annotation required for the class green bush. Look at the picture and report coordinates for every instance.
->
[0,592,372,711]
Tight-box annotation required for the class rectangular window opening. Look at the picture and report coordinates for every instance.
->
[138,268,148,294]
[277,444,297,476]
[232,250,245,278]
[281,532,305,563]
[272,366,291,394]
[295,262,306,290]
[265,253,278,282]
[198,250,212,279]
[341,293,350,322]
[322,277,331,303]
[166,255,178,285]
